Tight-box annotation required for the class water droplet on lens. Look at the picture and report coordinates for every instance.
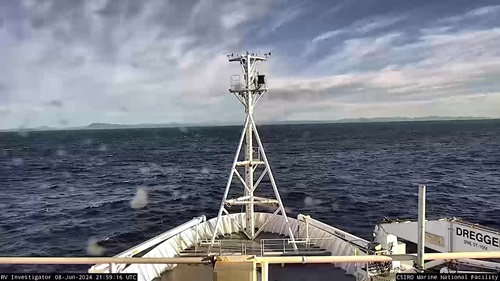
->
[139,167,151,174]
[130,187,148,209]
[12,158,24,166]
[331,202,339,211]
[173,190,180,198]
[17,129,29,137]
[86,238,106,256]
[304,196,323,207]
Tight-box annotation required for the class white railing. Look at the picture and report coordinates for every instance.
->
[297,214,371,249]
[116,216,206,258]
[185,237,354,257]
[88,216,206,273]
[198,239,250,256]
[260,237,337,256]
[296,214,371,274]
[2,251,500,264]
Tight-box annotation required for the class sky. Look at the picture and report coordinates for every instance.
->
[0,0,500,129]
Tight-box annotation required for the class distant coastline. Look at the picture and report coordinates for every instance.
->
[1,116,496,132]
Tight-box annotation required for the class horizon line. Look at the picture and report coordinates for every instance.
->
[1,116,498,132]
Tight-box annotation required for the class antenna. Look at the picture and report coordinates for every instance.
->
[208,52,297,252]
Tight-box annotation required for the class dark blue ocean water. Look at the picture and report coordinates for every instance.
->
[1,120,500,273]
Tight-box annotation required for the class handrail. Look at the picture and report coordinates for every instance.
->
[260,237,336,255]
[114,216,206,258]
[2,251,500,265]
[253,251,500,264]
[297,214,370,250]
[0,257,210,265]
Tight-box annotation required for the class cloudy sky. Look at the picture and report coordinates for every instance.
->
[1,0,500,129]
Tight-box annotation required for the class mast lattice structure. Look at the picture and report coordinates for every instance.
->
[208,52,297,251]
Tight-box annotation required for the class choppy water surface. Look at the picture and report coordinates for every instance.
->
[1,120,499,272]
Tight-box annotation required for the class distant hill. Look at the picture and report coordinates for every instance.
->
[265,116,493,125]
[84,122,212,130]
[1,116,495,132]
[334,116,493,123]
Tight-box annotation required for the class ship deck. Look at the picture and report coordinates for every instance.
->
[157,231,355,281]
[158,263,355,281]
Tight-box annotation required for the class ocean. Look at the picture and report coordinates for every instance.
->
[1,120,499,273]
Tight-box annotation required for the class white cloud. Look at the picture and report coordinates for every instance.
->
[340,92,500,119]
[312,30,343,44]
[1,1,499,129]
[355,15,406,33]
[305,30,344,55]
[268,24,500,119]
[318,2,349,19]
[306,15,405,57]
[257,2,304,37]
[439,4,500,24]
[0,0,269,128]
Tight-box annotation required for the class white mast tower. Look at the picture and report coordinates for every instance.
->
[208,52,297,251]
